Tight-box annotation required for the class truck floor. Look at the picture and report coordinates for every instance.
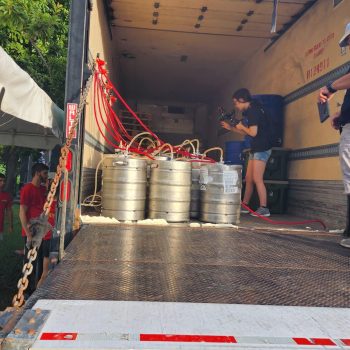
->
[26,223,349,309]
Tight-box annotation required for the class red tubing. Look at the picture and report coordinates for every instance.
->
[94,61,216,161]
[95,74,125,145]
[93,74,120,149]
[93,59,326,230]
[98,81,124,144]
[100,84,133,142]
[103,74,161,142]
[240,202,326,230]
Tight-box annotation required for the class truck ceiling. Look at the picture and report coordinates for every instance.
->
[105,0,317,103]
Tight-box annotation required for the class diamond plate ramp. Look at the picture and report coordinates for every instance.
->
[26,224,350,308]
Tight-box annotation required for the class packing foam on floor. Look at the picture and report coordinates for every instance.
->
[329,229,344,234]
[137,218,169,225]
[81,216,169,226]
[81,215,240,229]
[202,223,239,229]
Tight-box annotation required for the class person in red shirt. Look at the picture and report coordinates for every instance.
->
[19,162,49,290]
[0,173,13,240]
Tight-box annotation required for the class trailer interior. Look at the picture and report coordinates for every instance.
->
[1,1,350,349]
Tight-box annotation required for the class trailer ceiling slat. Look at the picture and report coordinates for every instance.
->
[105,0,316,102]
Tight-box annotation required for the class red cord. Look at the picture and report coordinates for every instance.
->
[93,73,121,149]
[103,74,161,142]
[94,59,327,231]
[96,75,124,145]
[240,202,326,230]
[128,146,156,160]
[96,79,153,158]
[94,62,217,160]
[100,82,133,142]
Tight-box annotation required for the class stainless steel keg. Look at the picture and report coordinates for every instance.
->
[190,161,201,218]
[200,163,242,224]
[101,155,147,221]
[148,160,191,222]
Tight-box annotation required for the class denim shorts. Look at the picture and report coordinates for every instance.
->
[249,149,272,163]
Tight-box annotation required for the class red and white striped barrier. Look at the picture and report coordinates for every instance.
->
[39,332,350,347]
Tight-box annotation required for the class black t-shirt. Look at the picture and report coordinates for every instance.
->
[340,67,350,126]
[244,100,271,152]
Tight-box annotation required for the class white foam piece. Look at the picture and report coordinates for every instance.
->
[137,218,169,225]
[201,223,238,228]
[80,215,120,224]
[329,229,344,234]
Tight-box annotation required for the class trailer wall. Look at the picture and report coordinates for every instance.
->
[81,1,120,205]
[213,0,350,227]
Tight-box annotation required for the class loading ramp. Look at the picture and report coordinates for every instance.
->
[3,223,350,349]
[27,223,349,307]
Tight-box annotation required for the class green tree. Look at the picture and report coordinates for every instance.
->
[0,145,42,194]
[0,0,69,192]
[0,0,69,108]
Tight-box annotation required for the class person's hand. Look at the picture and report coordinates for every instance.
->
[220,121,232,131]
[330,111,341,130]
[318,86,334,103]
[235,122,245,131]
[25,224,33,239]
[8,226,13,234]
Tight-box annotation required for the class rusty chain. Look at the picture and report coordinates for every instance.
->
[11,65,95,308]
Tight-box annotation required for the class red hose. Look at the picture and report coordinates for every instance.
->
[97,78,124,144]
[100,84,133,142]
[94,59,326,231]
[95,61,217,160]
[240,202,326,230]
[102,74,161,142]
[93,73,120,150]
[94,74,154,159]
[128,147,155,160]
[96,83,124,146]
[95,71,132,144]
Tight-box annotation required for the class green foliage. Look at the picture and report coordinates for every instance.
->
[0,0,70,108]
[0,145,39,161]
[0,145,42,193]
[0,0,70,187]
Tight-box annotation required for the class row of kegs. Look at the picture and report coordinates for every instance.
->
[101,154,242,224]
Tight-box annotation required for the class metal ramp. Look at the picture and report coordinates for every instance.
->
[5,300,350,349]
[26,224,350,307]
[2,223,350,349]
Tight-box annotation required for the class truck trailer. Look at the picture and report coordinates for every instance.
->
[1,0,350,349]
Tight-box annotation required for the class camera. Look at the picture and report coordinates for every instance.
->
[218,107,240,127]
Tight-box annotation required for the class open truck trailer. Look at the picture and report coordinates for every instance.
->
[1,0,350,349]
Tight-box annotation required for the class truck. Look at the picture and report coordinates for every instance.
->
[1,0,350,349]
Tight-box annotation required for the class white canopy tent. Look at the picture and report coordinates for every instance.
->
[0,46,64,150]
